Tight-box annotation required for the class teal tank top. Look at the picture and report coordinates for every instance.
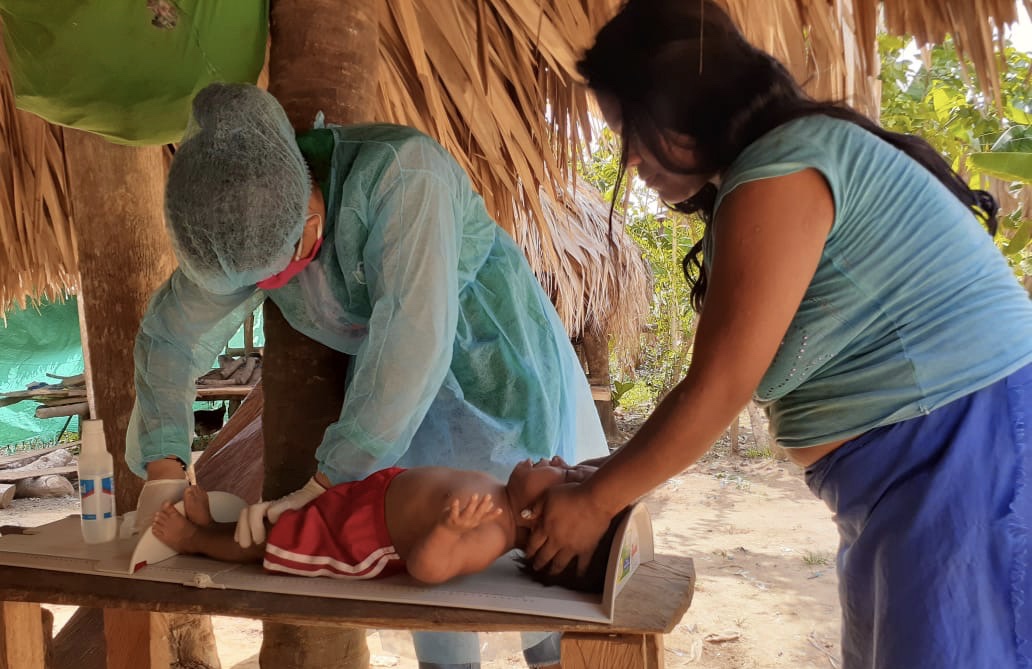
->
[712,115,1032,447]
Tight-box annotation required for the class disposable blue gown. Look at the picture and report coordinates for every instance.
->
[126,124,608,484]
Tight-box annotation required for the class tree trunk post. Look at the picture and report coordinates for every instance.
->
[64,130,174,513]
[64,125,221,669]
[582,329,617,440]
[262,0,379,665]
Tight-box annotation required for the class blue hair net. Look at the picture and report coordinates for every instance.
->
[164,83,310,294]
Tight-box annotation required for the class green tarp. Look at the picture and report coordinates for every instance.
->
[0,299,83,446]
[0,298,264,447]
[0,0,268,145]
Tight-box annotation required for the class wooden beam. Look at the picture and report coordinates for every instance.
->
[0,602,45,669]
[195,386,254,400]
[561,632,665,669]
[0,466,76,483]
[0,446,68,467]
[103,609,171,669]
[0,556,694,633]
[35,402,91,419]
[0,484,14,509]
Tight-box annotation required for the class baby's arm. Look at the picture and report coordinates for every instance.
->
[405,494,508,584]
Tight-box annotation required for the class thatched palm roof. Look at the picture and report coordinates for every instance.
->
[1,0,1026,339]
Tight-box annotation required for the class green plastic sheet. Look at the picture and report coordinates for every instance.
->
[0,1,268,145]
[0,299,83,447]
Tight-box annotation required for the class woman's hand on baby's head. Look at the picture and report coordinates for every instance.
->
[440,493,502,532]
[563,465,597,484]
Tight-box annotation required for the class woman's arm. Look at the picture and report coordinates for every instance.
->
[527,168,835,572]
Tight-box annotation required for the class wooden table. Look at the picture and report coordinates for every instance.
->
[0,555,693,669]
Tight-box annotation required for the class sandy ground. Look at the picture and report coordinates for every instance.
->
[1,426,842,668]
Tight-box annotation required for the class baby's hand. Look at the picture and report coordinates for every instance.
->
[441,494,502,532]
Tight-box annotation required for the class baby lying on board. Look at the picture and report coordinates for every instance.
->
[152,457,628,591]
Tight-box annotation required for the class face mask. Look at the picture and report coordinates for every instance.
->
[256,216,324,290]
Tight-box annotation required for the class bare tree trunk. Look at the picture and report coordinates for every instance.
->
[64,130,174,514]
[727,415,741,457]
[64,130,220,668]
[262,0,379,666]
[746,402,787,461]
[582,329,617,440]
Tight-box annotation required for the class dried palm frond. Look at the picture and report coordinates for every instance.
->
[528,180,651,362]
[1,0,1026,325]
[0,28,76,313]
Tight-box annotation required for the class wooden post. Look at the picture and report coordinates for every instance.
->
[0,602,45,669]
[263,0,379,665]
[103,609,171,669]
[63,129,175,513]
[582,329,617,439]
[63,120,220,669]
[561,632,665,669]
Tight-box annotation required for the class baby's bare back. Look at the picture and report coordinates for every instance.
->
[384,467,509,558]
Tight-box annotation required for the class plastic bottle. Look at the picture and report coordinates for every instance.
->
[78,419,117,543]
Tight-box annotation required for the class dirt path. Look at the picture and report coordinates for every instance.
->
[3,442,842,668]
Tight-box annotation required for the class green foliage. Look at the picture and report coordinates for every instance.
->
[878,34,1032,277]
[968,151,1032,182]
[614,381,653,409]
[611,379,637,406]
[582,128,703,408]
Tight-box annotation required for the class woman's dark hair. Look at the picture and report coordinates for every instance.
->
[578,0,999,311]
[517,506,632,593]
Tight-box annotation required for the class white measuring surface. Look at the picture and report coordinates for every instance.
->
[0,502,652,623]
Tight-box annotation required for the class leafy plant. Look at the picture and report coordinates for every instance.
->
[879,34,1032,278]
[611,379,638,407]
[581,128,703,407]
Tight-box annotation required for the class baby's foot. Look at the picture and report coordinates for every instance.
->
[182,485,214,527]
[151,501,200,553]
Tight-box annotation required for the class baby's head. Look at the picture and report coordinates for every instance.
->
[505,458,586,516]
[517,506,632,593]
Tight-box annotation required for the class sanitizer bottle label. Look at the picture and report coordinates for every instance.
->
[80,476,115,520]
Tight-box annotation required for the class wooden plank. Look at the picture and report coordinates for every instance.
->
[195,386,254,400]
[36,402,90,418]
[0,601,45,669]
[103,609,171,669]
[562,632,664,669]
[0,445,67,468]
[0,466,77,483]
[645,634,665,668]
[0,388,86,401]
[45,373,86,386]
[0,556,694,634]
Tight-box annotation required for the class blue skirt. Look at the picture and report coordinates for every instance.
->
[806,364,1031,669]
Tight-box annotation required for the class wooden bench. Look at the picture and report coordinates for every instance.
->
[0,554,693,669]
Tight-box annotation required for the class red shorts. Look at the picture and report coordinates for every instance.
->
[263,467,407,580]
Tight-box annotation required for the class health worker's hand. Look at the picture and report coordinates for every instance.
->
[233,476,327,548]
[133,478,188,534]
[542,455,597,483]
[523,483,613,576]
